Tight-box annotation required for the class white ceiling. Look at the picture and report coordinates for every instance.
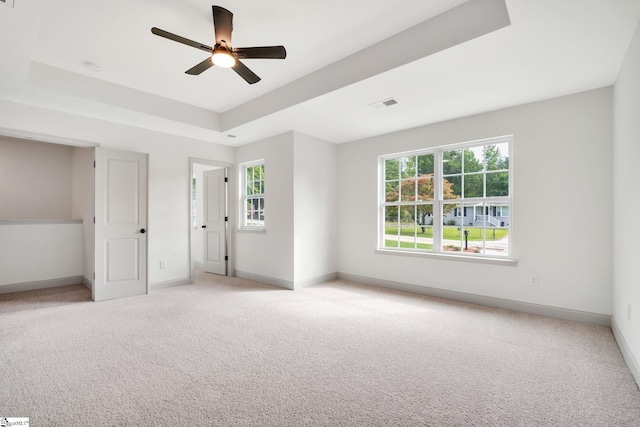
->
[1,0,639,147]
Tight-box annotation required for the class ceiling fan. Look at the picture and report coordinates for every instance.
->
[151,5,286,84]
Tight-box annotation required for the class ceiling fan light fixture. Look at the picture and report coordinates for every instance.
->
[212,49,235,68]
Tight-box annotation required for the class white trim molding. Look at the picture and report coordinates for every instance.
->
[234,270,294,290]
[337,272,611,327]
[612,318,640,388]
[150,277,191,291]
[294,272,338,289]
[0,276,84,294]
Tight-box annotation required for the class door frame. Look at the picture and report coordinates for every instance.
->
[189,158,234,284]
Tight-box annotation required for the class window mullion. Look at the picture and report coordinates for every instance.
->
[434,149,443,251]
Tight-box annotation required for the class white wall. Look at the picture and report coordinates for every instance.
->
[613,23,640,382]
[234,131,338,289]
[293,132,338,286]
[0,99,234,287]
[0,222,83,287]
[0,137,73,219]
[235,132,295,286]
[337,87,613,316]
[71,147,94,285]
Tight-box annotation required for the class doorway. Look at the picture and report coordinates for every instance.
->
[189,158,232,283]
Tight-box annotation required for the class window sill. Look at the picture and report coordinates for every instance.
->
[375,248,517,266]
[237,228,267,234]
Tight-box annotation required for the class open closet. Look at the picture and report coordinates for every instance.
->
[0,136,148,301]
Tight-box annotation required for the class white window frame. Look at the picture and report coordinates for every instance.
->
[378,136,513,261]
[240,160,265,229]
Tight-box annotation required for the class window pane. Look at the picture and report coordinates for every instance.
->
[259,198,264,210]
[400,179,416,202]
[486,143,509,171]
[400,206,416,248]
[465,227,485,254]
[400,156,416,179]
[442,203,460,226]
[253,165,263,180]
[417,154,434,175]
[460,204,474,226]
[384,228,399,248]
[385,205,398,224]
[464,147,483,172]
[417,175,433,201]
[386,181,399,202]
[384,204,399,248]
[246,166,253,185]
[246,184,253,196]
[259,180,264,195]
[443,220,462,253]
[385,158,399,181]
[442,150,462,174]
[416,205,433,249]
[464,174,483,198]
[486,171,509,196]
[485,227,509,256]
[443,202,462,252]
[444,176,461,199]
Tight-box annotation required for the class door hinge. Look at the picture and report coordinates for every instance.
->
[93,161,96,168]
[225,256,229,261]
[93,273,95,279]
[224,177,228,182]
[93,217,95,224]
[225,216,228,222]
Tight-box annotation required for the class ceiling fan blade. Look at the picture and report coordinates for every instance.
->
[234,46,287,59]
[185,57,214,75]
[212,6,233,45]
[232,60,261,84]
[151,27,213,53]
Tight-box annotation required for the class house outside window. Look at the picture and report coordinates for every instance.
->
[381,136,511,257]
[241,161,265,228]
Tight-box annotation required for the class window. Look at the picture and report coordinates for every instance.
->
[381,136,511,258]
[241,161,265,228]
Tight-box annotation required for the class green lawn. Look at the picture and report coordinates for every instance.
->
[385,225,508,241]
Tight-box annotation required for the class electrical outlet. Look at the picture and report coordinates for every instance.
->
[529,275,540,286]
[160,259,167,269]
[628,304,632,322]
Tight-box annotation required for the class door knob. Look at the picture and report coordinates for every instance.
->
[201,225,207,228]
[140,229,146,234]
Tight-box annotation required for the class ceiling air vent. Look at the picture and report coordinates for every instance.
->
[367,97,399,110]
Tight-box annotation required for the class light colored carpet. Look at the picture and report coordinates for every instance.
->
[1,271,639,426]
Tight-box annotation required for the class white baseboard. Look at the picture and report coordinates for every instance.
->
[82,276,93,291]
[0,276,84,294]
[611,317,640,388]
[294,272,338,289]
[234,270,294,290]
[337,272,612,327]
[150,277,191,291]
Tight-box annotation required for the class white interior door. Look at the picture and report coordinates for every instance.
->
[202,168,227,275]
[94,148,148,301]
